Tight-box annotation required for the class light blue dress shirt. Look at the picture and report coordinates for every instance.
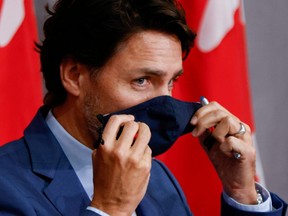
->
[46,110,272,215]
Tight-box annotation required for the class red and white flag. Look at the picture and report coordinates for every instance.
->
[0,0,42,145]
[158,0,264,215]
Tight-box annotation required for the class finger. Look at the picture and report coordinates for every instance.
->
[125,125,152,175]
[233,122,252,139]
[219,136,255,160]
[212,116,243,143]
[102,114,135,146]
[192,109,229,137]
[191,101,234,125]
[138,145,152,173]
[115,121,140,150]
[130,122,151,157]
[219,136,241,158]
[142,146,152,168]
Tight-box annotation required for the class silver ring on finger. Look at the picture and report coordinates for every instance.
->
[232,122,246,136]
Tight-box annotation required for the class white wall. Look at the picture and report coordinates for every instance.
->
[244,0,288,201]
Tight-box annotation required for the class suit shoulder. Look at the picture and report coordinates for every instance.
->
[151,159,173,176]
[0,138,25,153]
[0,138,27,165]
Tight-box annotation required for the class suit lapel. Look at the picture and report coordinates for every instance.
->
[24,107,90,216]
[43,155,90,216]
[136,160,193,216]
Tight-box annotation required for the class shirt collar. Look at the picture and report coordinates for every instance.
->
[45,110,94,199]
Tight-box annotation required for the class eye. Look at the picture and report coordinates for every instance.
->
[168,76,179,89]
[132,77,149,86]
[135,78,146,85]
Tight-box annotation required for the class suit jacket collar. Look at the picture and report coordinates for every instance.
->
[24,107,90,216]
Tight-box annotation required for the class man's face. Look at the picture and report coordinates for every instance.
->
[82,30,183,137]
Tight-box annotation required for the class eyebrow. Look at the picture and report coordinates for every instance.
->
[133,68,184,78]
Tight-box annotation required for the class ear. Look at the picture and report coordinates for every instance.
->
[60,57,81,96]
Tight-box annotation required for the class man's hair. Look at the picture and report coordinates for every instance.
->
[37,0,196,108]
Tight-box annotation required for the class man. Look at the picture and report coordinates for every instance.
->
[0,0,286,215]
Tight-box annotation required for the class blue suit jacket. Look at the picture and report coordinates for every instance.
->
[0,107,287,216]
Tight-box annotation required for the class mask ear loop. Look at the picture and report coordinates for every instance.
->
[94,114,105,149]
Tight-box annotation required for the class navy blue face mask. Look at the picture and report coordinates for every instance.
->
[95,96,201,156]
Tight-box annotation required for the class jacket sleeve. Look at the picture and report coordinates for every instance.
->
[221,192,287,216]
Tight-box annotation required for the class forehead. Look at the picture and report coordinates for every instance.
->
[104,30,183,73]
[123,30,181,50]
[123,30,182,58]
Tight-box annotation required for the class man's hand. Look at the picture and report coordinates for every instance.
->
[91,115,152,216]
[191,101,258,205]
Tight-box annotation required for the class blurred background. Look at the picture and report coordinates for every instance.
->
[244,0,288,202]
[33,0,288,202]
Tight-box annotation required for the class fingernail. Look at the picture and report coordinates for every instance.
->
[191,116,198,125]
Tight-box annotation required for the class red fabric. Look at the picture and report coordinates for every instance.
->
[0,0,42,145]
[158,1,255,215]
